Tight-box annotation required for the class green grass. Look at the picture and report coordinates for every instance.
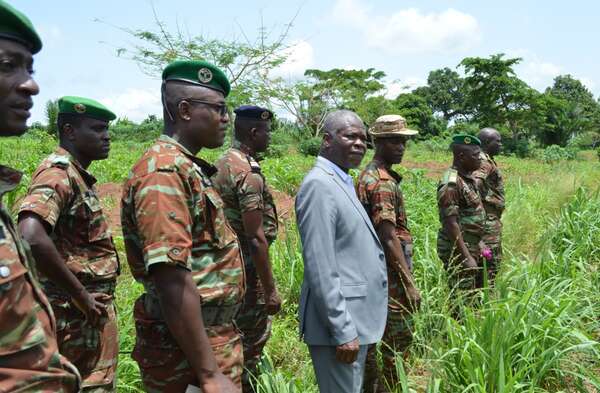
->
[1,133,599,392]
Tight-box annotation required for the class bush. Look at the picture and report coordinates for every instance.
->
[568,131,600,149]
[541,144,577,163]
[419,136,451,153]
[299,136,322,156]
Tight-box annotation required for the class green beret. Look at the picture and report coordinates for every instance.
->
[0,1,42,54]
[162,60,231,97]
[452,133,481,146]
[58,96,116,122]
[234,105,273,121]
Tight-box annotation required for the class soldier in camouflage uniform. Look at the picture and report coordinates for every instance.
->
[437,134,489,300]
[473,128,504,283]
[18,96,120,392]
[0,2,79,391]
[212,105,281,392]
[357,115,421,393]
[121,60,244,393]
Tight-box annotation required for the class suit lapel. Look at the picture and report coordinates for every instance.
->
[315,161,381,245]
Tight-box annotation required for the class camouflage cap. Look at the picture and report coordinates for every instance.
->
[234,105,273,121]
[0,0,42,54]
[58,96,116,121]
[162,60,231,97]
[452,133,481,146]
[369,115,418,139]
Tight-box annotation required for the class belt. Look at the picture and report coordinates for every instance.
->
[143,294,240,327]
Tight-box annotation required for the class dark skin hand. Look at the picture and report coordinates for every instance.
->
[336,337,360,364]
[18,213,110,326]
[442,215,478,271]
[376,221,421,311]
[241,210,281,315]
[151,264,240,393]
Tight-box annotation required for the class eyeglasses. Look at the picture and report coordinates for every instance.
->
[183,98,229,117]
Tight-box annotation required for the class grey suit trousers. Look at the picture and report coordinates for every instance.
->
[308,345,368,393]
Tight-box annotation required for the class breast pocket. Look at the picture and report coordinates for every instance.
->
[83,193,111,243]
[204,188,237,249]
[341,282,367,298]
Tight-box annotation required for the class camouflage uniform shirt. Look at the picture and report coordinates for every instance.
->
[19,147,120,296]
[473,152,504,234]
[0,165,79,392]
[212,145,278,251]
[18,147,120,390]
[436,167,486,264]
[121,134,245,307]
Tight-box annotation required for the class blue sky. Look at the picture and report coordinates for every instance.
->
[13,0,600,123]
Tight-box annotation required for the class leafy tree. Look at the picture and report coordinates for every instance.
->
[460,54,537,142]
[392,93,446,137]
[413,67,468,121]
[109,8,297,107]
[44,99,59,137]
[277,68,388,136]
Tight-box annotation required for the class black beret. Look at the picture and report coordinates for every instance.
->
[234,105,273,121]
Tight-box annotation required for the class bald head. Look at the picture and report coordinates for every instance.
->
[478,127,502,156]
[322,110,364,137]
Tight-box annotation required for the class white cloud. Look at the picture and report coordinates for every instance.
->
[332,0,481,55]
[384,77,426,99]
[271,40,315,78]
[100,88,162,122]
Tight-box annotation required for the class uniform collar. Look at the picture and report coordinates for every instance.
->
[0,164,22,199]
[54,146,97,186]
[158,134,217,177]
[371,160,402,183]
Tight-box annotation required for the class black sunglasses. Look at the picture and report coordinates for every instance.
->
[184,99,229,117]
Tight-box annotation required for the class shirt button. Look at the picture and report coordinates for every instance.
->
[379,253,385,261]
[382,281,387,288]
[0,266,10,278]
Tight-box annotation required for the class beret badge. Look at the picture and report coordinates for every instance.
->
[464,136,471,144]
[260,111,270,120]
[197,68,213,84]
[74,103,86,114]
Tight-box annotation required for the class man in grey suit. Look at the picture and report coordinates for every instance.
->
[295,110,388,393]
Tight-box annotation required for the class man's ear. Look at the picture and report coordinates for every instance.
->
[178,100,192,121]
[322,132,331,149]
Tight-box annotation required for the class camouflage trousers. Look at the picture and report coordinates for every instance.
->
[132,299,243,393]
[235,256,272,393]
[483,217,502,284]
[52,298,119,392]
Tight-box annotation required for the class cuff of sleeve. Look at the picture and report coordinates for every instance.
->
[144,243,191,272]
[332,327,358,346]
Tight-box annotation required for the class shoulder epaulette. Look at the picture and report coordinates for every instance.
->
[48,154,70,169]
[441,168,458,185]
[247,156,261,173]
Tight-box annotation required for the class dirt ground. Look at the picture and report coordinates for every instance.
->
[96,183,295,236]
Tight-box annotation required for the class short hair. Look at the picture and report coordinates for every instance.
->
[162,81,215,123]
[322,110,364,137]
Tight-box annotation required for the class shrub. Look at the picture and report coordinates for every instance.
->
[299,136,322,156]
[541,144,577,163]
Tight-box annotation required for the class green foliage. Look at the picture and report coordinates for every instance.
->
[298,136,322,157]
[413,67,469,121]
[541,144,577,163]
[44,99,59,137]
[568,131,600,149]
[393,93,446,137]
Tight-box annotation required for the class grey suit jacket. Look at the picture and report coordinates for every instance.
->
[295,158,388,346]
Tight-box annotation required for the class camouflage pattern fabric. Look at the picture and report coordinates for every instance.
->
[0,165,80,393]
[212,145,278,392]
[132,298,243,392]
[437,168,487,293]
[357,161,415,393]
[473,152,505,280]
[121,135,245,391]
[18,147,120,391]
[212,145,278,246]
